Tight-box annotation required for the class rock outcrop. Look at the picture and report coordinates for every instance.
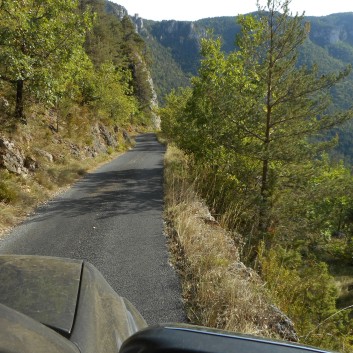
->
[0,122,129,176]
[0,137,28,176]
[33,148,53,163]
[99,124,118,147]
[105,1,128,20]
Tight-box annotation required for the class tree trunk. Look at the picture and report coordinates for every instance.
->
[259,157,269,233]
[15,79,25,122]
[258,9,274,236]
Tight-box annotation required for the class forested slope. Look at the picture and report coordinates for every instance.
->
[0,0,157,232]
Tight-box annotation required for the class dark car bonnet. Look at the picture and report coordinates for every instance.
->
[0,255,82,335]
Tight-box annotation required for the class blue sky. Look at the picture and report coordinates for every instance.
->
[112,0,353,21]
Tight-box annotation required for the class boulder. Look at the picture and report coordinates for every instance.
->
[34,148,54,163]
[68,143,80,158]
[0,137,28,175]
[0,97,10,112]
[122,129,132,144]
[269,305,298,342]
[99,124,117,147]
[24,156,38,172]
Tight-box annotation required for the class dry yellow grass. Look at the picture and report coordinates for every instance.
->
[0,156,111,237]
[164,144,298,341]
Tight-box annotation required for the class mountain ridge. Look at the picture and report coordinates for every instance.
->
[126,11,353,161]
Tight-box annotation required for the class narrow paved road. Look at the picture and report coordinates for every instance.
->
[0,133,185,325]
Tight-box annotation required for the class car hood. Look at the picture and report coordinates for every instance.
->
[0,255,147,353]
[0,255,82,336]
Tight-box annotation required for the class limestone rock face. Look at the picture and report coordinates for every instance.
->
[88,123,118,157]
[133,14,144,32]
[311,25,348,45]
[105,2,128,20]
[99,124,117,147]
[0,121,131,178]
[269,305,298,342]
[0,137,28,176]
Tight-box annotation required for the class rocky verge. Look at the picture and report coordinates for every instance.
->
[0,123,131,178]
[166,198,298,342]
[163,146,298,342]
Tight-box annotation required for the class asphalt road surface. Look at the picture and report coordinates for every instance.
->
[0,133,186,325]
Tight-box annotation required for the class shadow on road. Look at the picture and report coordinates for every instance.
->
[133,134,165,153]
[22,133,166,225]
[27,166,164,225]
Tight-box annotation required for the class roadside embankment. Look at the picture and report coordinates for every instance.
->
[163,144,297,341]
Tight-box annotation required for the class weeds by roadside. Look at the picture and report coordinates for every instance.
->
[163,144,297,340]
[163,143,353,352]
[0,152,118,236]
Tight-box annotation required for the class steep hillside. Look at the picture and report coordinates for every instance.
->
[135,12,353,96]
[0,0,158,232]
[137,19,190,104]
[159,4,353,350]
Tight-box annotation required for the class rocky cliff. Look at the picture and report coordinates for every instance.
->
[0,123,130,178]
[308,13,353,47]
[105,1,128,19]
[133,12,353,77]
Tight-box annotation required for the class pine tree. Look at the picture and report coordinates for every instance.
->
[235,0,353,232]
[169,0,353,241]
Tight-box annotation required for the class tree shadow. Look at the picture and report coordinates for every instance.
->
[23,133,165,224]
[133,133,166,152]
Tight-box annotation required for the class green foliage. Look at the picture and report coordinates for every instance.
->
[160,87,192,143]
[258,244,352,351]
[60,48,96,105]
[270,156,353,253]
[92,62,138,125]
[235,2,351,214]
[81,1,154,122]
[161,1,353,349]
[0,0,155,130]
[166,0,353,238]
[147,12,353,160]
[82,0,125,68]
[0,0,93,119]
[0,170,18,203]
[0,0,158,239]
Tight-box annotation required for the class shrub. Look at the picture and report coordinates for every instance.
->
[258,244,353,351]
[0,171,18,203]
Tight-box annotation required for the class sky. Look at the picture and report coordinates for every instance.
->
[111,0,353,21]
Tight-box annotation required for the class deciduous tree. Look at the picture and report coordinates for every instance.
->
[0,0,92,121]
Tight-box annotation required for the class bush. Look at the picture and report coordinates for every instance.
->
[0,171,18,203]
[258,244,353,351]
